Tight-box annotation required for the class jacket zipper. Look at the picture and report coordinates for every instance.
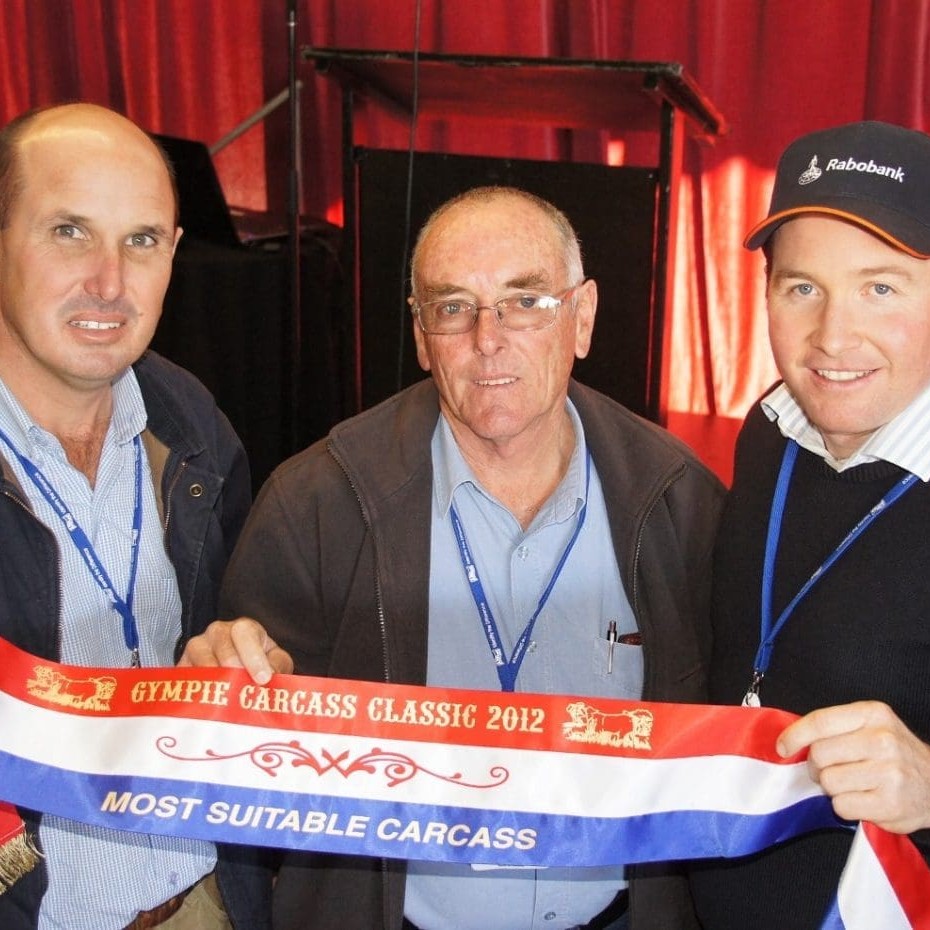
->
[161,459,187,540]
[630,465,685,615]
[328,445,396,921]
[626,463,686,921]
[630,464,685,702]
[161,458,191,645]
[328,445,391,685]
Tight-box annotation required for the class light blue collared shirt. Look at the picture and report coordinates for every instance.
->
[0,372,216,930]
[404,401,640,930]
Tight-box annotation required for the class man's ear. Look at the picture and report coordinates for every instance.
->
[573,278,597,360]
[411,301,432,372]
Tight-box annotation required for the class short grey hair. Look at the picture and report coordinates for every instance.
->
[410,186,584,297]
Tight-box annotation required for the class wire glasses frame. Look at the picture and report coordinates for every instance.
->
[412,283,583,335]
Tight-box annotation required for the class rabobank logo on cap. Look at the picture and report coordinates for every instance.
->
[800,153,906,186]
[798,156,821,185]
[747,121,930,256]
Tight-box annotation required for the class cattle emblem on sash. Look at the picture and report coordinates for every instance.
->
[562,701,653,750]
[27,665,117,711]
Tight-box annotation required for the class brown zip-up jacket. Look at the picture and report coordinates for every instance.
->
[220,377,725,930]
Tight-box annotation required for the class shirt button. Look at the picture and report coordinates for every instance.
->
[189,483,204,498]
[544,912,557,921]
[517,545,529,560]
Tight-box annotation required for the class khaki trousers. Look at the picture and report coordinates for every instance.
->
[155,872,231,930]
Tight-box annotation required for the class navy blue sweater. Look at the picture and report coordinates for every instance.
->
[690,401,930,929]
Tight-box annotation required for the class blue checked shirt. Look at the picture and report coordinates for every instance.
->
[0,371,215,930]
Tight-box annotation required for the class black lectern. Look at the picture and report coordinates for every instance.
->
[303,48,725,422]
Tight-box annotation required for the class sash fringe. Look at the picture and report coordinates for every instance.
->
[0,830,40,894]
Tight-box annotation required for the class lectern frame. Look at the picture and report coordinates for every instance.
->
[302,47,726,422]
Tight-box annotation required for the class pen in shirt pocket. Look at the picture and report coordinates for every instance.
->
[605,621,642,673]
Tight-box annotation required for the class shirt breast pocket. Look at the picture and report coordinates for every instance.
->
[593,634,644,699]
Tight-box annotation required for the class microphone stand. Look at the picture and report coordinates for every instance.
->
[209,2,304,459]
[286,0,302,454]
[209,84,300,157]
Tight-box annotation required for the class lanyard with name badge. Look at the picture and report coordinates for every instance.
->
[0,425,145,667]
[450,450,591,692]
[743,439,918,707]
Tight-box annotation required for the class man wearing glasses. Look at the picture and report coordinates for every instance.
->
[184,186,724,929]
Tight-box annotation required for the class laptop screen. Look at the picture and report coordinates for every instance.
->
[153,133,241,248]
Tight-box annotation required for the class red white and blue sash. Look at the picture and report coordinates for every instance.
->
[0,637,926,926]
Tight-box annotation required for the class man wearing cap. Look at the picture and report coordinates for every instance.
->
[688,120,930,927]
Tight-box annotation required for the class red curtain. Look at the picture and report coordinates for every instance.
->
[1,0,928,418]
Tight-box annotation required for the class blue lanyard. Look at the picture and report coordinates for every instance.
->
[744,439,918,706]
[0,425,145,667]
[450,451,591,692]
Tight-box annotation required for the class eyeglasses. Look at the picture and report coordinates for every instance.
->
[412,285,582,335]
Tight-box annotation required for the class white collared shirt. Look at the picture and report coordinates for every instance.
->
[762,381,930,480]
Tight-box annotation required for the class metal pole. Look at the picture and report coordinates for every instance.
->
[209,84,300,157]
[286,0,302,452]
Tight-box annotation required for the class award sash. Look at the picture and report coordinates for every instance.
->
[0,636,926,927]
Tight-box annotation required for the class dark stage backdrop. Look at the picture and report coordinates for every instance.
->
[355,149,658,418]
[153,233,344,493]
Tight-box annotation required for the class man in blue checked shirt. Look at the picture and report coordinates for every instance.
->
[0,102,271,930]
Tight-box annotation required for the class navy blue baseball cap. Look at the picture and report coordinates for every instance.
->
[745,120,930,258]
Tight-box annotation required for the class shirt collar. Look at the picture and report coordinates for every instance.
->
[762,381,930,480]
[0,367,147,456]
[110,367,149,445]
[432,400,588,521]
